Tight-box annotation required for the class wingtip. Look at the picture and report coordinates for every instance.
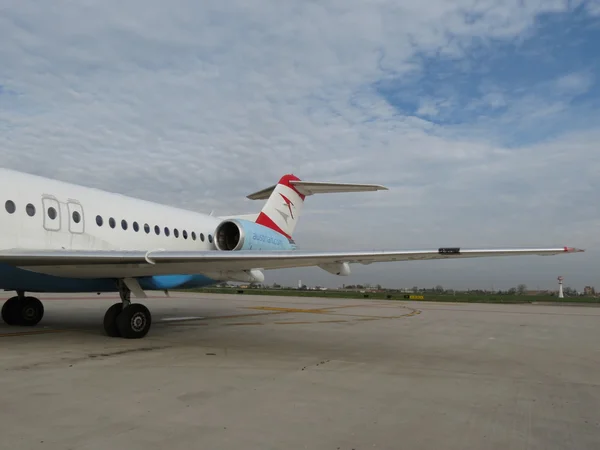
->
[564,246,585,253]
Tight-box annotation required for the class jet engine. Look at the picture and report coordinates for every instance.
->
[213,219,296,251]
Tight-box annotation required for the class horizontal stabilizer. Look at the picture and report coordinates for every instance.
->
[246,185,277,200]
[247,180,388,200]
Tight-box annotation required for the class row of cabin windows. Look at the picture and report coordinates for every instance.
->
[95,215,213,243]
[4,200,212,243]
[5,200,82,224]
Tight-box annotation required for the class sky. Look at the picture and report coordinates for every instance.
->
[1,0,599,291]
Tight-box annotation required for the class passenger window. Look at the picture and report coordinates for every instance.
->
[72,211,81,223]
[96,215,103,226]
[154,225,160,235]
[144,223,150,234]
[183,230,188,239]
[174,228,179,238]
[191,231,197,240]
[121,219,127,230]
[133,222,139,232]
[5,200,15,214]
[164,227,170,237]
[208,234,213,243]
[26,203,36,217]
[109,218,116,228]
[200,233,205,242]
[48,207,57,220]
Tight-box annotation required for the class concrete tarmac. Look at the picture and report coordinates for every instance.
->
[1,292,599,450]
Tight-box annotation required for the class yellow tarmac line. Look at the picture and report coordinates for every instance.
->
[223,322,264,326]
[246,304,418,314]
[245,306,327,313]
[319,304,377,310]
[274,321,313,325]
[207,311,287,320]
[242,304,422,323]
[317,320,348,323]
[314,307,421,319]
[245,304,378,314]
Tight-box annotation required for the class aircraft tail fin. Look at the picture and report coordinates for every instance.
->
[248,174,387,238]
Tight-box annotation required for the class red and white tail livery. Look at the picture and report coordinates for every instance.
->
[255,175,306,239]
[248,174,389,239]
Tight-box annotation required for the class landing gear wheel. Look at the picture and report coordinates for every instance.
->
[2,296,44,326]
[103,302,124,337]
[116,304,152,339]
[1,296,20,325]
[16,297,45,326]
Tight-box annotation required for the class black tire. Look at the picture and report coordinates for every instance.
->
[103,302,124,337]
[116,303,151,339]
[15,297,44,326]
[1,296,20,325]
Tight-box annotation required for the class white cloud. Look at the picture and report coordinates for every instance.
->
[554,71,595,96]
[0,0,597,289]
[586,0,600,15]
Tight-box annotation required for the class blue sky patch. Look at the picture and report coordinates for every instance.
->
[373,5,600,146]
[0,84,18,98]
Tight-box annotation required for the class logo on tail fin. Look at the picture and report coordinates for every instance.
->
[276,193,295,223]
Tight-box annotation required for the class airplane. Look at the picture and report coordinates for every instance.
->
[0,167,583,339]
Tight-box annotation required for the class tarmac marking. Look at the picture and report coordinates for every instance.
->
[245,303,394,314]
[0,329,68,338]
[317,320,348,323]
[211,304,423,326]
[321,305,421,320]
[223,322,264,326]
[205,311,287,320]
[246,306,327,314]
[274,321,313,325]
[318,303,378,310]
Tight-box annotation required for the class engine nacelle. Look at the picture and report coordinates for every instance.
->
[318,262,351,276]
[214,219,296,251]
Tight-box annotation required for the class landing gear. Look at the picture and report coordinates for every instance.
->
[1,283,151,338]
[103,302,124,337]
[116,303,152,339]
[103,280,152,339]
[1,292,44,326]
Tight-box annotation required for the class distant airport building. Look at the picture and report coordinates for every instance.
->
[584,286,596,296]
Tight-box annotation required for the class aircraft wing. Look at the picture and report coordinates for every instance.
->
[0,246,584,279]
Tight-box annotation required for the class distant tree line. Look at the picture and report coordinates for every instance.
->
[214,281,588,296]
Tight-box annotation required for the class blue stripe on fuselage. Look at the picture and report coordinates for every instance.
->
[138,274,217,290]
[0,264,217,293]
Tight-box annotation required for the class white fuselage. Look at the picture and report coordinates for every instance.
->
[0,168,222,254]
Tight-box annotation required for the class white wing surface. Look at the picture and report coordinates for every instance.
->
[0,246,583,279]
